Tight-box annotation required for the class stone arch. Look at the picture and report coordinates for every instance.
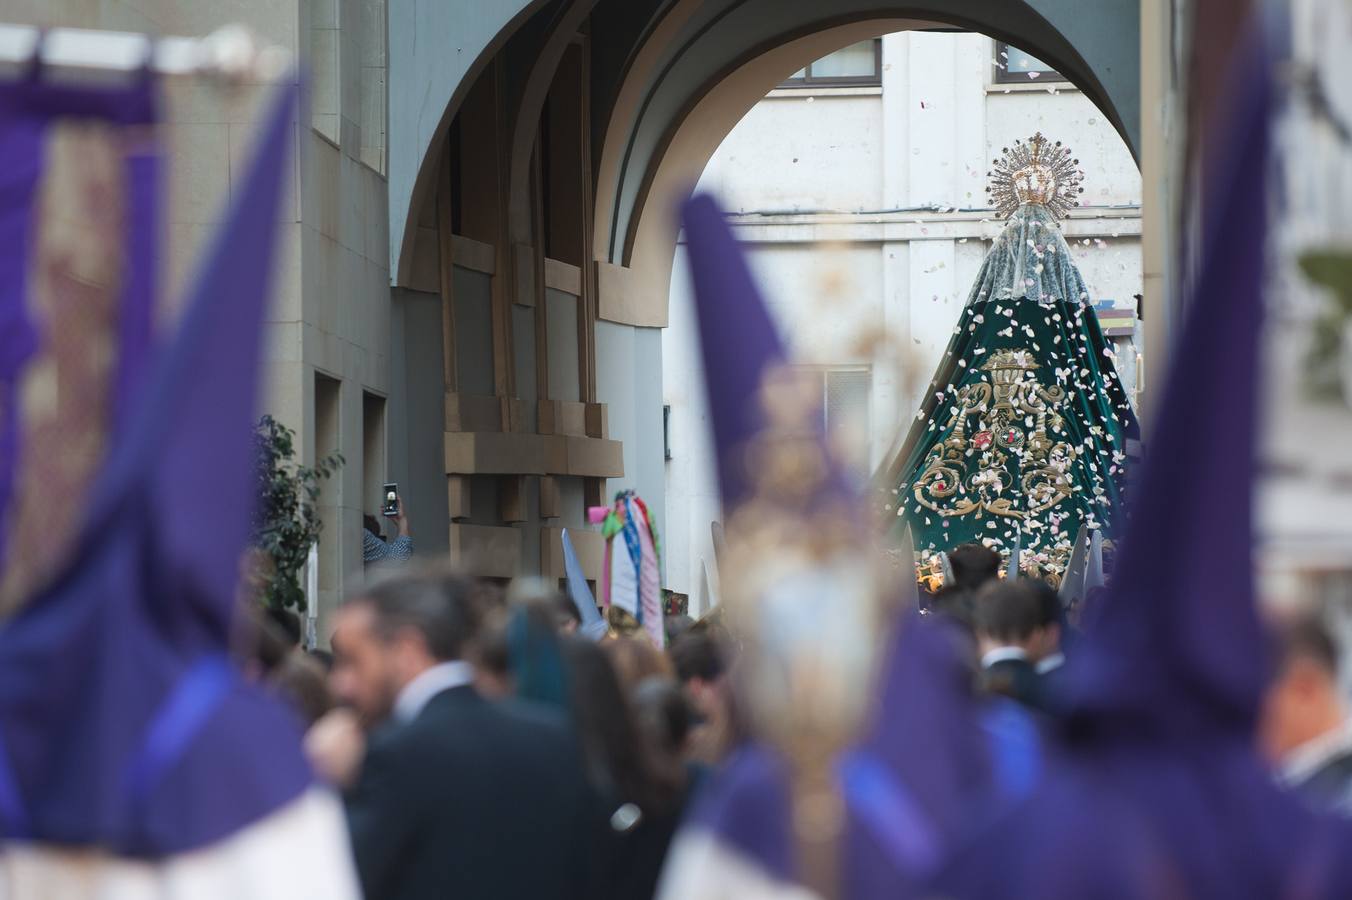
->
[590,2,1138,327]
[391,0,1138,293]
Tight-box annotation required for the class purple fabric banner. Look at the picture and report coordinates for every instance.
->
[0,76,159,610]
[0,74,308,857]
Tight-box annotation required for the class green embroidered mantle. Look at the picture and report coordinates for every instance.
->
[888,203,1138,584]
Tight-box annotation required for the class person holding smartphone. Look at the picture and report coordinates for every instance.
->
[362,491,412,568]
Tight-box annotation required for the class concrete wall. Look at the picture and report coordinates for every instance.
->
[388,287,450,563]
[664,245,723,611]
[385,0,541,283]
[696,93,884,213]
[595,321,667,558]
[664,31,1144,605]
[297,0,393,638]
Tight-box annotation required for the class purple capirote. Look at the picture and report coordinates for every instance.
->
[0,77,310,858]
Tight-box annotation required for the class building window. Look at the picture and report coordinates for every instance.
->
[793,366,872,475]
[993,41,1067,84]
[362,391,387,517]
[663,405,673,460]
[781,39,882,88]
[313,372,342,593]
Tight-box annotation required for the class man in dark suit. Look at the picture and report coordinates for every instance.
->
[973,579,1052,709]
[1259,614,1352,816]
[332,569,596,899]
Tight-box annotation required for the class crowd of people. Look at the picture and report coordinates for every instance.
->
[233,533,1352,900]
[921,541,1352,816]
[243,557,732,900]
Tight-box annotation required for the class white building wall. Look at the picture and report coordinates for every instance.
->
[696,94,884,213]
[665,31,1144,610]
[596,321,668,558]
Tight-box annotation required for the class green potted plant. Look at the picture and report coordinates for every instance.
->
[250,415,342,611]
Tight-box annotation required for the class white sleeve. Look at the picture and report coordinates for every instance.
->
[0,788,360,900]
[654,827,824,900]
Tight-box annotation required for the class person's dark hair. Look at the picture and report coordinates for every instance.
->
[974,579,1044,644]
[240,603,292,676]
[563,638,683,816]
[1078,585,1111,633]
[605,636,672,688]
[930,586,978,633]
[272,654,332,725]
[553,590,582,629]
[306,647,335,672]
[354,569,482,661]
[632,677,698,757]
[1276,615,1340,676]
[1025,578,1063,630]
[665,614,696,646]
[265,606,302,649]
[475,609,512,681]
[506,601,570,708]
[669,632,726,685]
[362,514,385,541]
[948,543,1001,592]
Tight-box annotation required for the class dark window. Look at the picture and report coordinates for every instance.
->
[993,41,1067,84]
[781,39,882,88]
[663,405,673,460]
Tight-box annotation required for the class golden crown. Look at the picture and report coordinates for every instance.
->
[985,132,1085,220]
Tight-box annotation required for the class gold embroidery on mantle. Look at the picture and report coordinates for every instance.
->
[913,347,1073,520]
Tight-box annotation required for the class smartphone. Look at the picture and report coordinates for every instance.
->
[381,482,400,517]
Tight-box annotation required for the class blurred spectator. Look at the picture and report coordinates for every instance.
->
[670,631,727,717]
[1024,579,1066,676]
[362,502,412,569]
[632,676,713,793]
[607,635,674,687]
[948,542,1002,592]
[928,543,1003,632]
[332,568,596,900]
[973,580,1047,709]
[665,613,696,646]
[266,605,302,650]
[669,631,733,764]
[304,702,365,787]
[505,600,571,708]
[472,606,515,698]
[564,638,687,900]
[1074,584,1111,632]
[273,652,332,726]
[233,592,333,730]
[554,590,583,634]
[930,586,978,633]
[632,678,698,760]
[263,602,301,645]
[240,603,293,679]
[1259,614,1352,816]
